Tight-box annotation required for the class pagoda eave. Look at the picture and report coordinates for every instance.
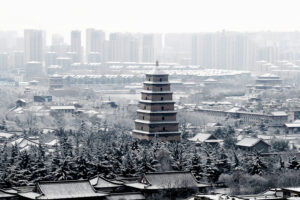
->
[141,90,173,94]
[132,129,181,135]
[143,81,170,85]
[135,120,179,125]
[136,109,177,114]
[139,100,175,104]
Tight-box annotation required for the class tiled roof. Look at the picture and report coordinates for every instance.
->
[188,133,216,142]
[22,180,108,199]
[89,176,121,189]
[236,138,269,147]
[127,171,199,190]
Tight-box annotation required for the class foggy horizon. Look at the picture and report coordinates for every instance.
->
[2,0,300,35]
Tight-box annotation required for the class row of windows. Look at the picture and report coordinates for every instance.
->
[143,106,165,110]
[140,126,166,131]
[147,87,163,91]
[142,116,165,120]
[145,97,164,100]
[148,78,164,82]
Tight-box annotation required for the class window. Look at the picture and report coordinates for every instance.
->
[148,78,150,81]
[147,87,149,90]
[162,116,165,120]
[143,116,145,120]
[144,105,146,109]
[141,126,143,130]
[146,97,148,100]
[161,97,164,100]
[161,106,164,110]
[163,127,166,131]
[160,87,163,91]
[160,78,162,82]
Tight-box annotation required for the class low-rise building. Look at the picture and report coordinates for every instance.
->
[125,171,208,199]
[236,138,270,153]
[188,133,222,146]
[50,106,75,113]
[18,180,107,200]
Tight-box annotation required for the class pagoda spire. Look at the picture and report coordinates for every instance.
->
[151,60,165,75]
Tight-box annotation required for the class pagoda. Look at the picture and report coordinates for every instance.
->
[132,61,181,141]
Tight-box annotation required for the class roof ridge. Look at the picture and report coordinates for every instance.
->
[145,171,191,175]
[96,176,123,185]
[38,179,89,184]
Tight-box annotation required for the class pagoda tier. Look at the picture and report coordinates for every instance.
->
[132,62,181,141]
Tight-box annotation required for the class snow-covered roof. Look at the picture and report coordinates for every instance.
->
[89,176,121,189]
[271,111,287,116]
[45,139,58,146]
[188,133,216,142]
[227,107,242,113]
[0,190,16,198]
[258,73,279,78]
[126,171,200,190]
[283,187,300,192]
[204,78,217,82]
[236,138,269,147]
[0,132,14,139]
[286,120,300,128]
[17,99,26,103]
[35,180,107,199]
[50,106,75,110]
[11,138,39,148]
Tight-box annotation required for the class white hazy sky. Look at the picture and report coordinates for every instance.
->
[1,0,300,36]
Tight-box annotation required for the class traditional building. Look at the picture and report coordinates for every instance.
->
[132,61,181,141]
[18,180,107,200]
[125,171,208,199]
[236,138,270,153]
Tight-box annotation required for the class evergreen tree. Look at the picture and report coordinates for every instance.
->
[190,149,203,181]
[288,156,300,170]
[248,155,267,175]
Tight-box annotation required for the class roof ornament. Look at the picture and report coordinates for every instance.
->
[151,60,162,74]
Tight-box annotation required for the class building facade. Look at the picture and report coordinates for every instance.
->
[70,30,82,63]
[132,62,180,141]
[24,29,44,63]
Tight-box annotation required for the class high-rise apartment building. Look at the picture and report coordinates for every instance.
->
[142,34,162,63]
[86,29,105,63]
[24,29,44,63]
[0,53,8,71]
[13,51,24,69]
[108,33,140,62]
[71,30,82,63]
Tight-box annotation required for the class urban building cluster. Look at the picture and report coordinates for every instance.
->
[1,30,300,77]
